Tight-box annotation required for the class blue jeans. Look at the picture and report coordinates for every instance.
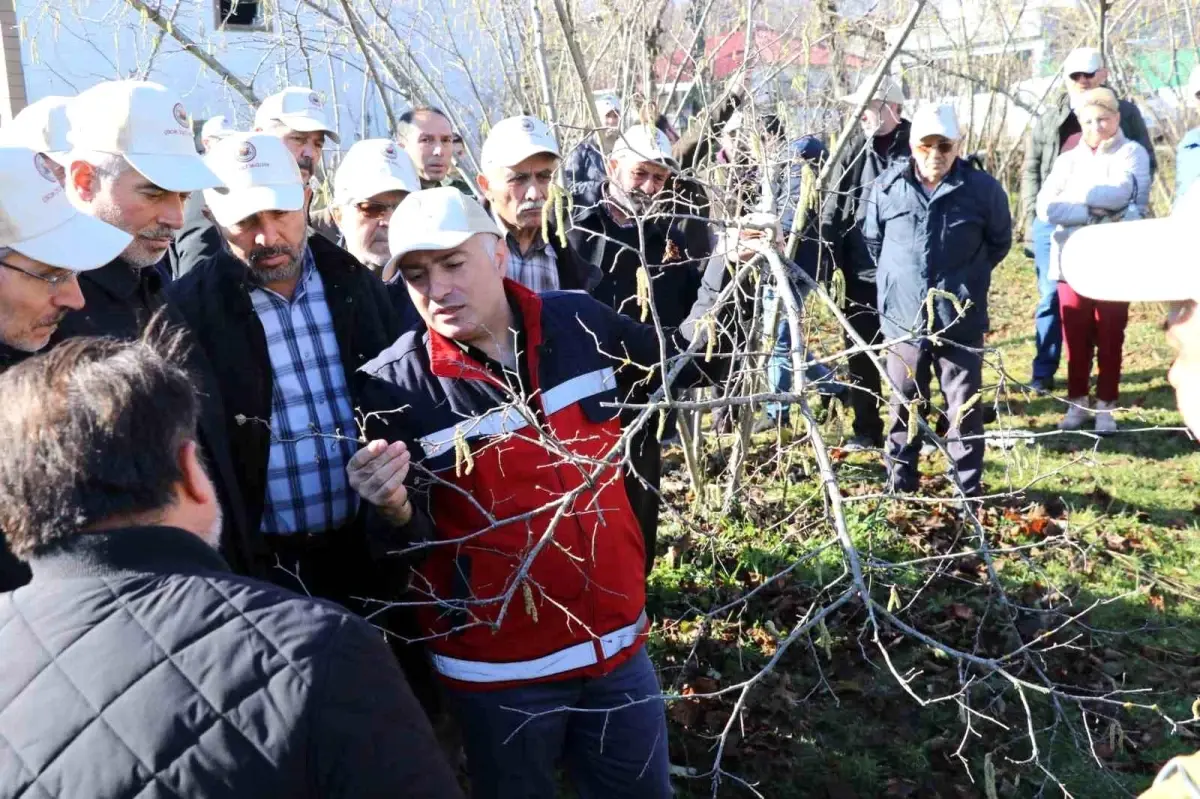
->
[767,315,841,422]
[444,647,672,799]
[1031,218,1061,381]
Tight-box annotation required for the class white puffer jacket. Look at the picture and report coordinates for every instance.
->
[1036,131,1151,281]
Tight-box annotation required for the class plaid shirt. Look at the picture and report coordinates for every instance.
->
[499,213,560,293]
[250,249,358,536]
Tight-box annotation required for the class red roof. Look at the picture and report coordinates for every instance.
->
[655,25,861,83]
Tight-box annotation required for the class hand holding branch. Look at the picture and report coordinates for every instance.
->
[348,440,414,526]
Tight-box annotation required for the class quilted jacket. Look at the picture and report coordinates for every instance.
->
[0,525,462,799]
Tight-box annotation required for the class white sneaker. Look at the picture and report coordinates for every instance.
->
[1058,398,1092,431]
[1094,400,1118,435]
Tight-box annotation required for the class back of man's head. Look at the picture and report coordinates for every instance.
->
[0,331,204,559]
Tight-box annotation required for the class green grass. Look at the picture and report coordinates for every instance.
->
[648,253,1200,798]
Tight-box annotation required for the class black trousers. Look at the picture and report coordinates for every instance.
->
[624,424,663,577]
[843,278,885,443]
[884,340,985,496]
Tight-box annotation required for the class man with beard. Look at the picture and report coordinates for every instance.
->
[168,133,405,613]
[169,86,339,278]
[476,115,599,292]
[568,123,712,575]
[50,81,256,578]
[0,144,133,592]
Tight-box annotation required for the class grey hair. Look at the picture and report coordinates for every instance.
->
[68,150,132,183]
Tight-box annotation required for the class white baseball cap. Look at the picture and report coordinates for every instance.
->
[386,186,501,272]
[333,138,420,206]
[610,124,677,168]
[1063,47,1104,77]
[911,103,962,141]
[202,133,304,227]
[480,115,560,173]
[0,145,132,271]
[841,76,907,106]
[1061,187,1200,302]
[200,115,237,144]
[1,96,73,164]
[254,87,340,143]
[65,80,221,193]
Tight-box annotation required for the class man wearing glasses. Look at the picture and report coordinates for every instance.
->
[864,104,1012,498]
[0,144,133,590]
[1021,47,1155,394]
[328,139,421,277]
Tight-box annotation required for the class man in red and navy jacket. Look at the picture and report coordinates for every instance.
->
[346,187,743,799]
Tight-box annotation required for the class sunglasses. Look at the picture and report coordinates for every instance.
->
[1164,300,1197,330]
[0,259,77,289]
[354,200,400,220]
[1069,71,1098,81]
[916,140,956,155]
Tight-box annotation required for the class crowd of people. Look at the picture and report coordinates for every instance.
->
[0,42,1197,798]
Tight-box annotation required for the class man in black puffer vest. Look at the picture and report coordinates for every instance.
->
[0,334,461,799]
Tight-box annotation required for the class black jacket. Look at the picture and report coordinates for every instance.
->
[819,119,913,284]
[568,180,709,329]
[168,192,225,279]
[49,258,256,575]
[0,343,31,593]
[168,234,405,539]
[0,525,462,799]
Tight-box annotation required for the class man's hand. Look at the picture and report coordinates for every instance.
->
[347,440,413,526]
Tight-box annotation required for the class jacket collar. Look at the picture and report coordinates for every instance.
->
[27,525,230,582]
[897,157,967,196]
[427,279,545,383]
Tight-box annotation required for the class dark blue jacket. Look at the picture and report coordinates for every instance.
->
[564,141,607,187]
[864,158,1012,344]
[0,526,461,798]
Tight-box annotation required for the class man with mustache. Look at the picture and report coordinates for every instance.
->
[168,133,406,615]
[475,115,599,292]
[567,123,712,575]
[169,86,339,278]
[0,144,133,593]
[328,138,421,277]
[49,81,256,580]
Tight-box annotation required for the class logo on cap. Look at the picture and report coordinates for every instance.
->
[235,141,257,163]
[384,142,398,159]
[172,103,189,129]
[520,118,536,133]
[33,153,56,183]
[308,92,323,109]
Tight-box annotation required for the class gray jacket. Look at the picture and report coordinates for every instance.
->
[1020,91,1155,234]
[865,158,1012,344]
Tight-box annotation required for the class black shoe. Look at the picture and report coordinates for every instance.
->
[842,434,881,452]
[1029,376,1055,394]
[753,414,787,434]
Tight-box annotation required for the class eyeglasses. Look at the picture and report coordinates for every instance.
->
[1069,71,1098,81]
[916,140,956,155]
[0,259,77,289]
[354,200,400,220]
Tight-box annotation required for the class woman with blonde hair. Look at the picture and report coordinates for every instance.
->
[1036,86,1151,433]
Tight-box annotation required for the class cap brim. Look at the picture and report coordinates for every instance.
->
[483,143,561,172]
[276,114,340,144]
[334,176,417,206]
[10,211,133,272]
[203,184,305,227]
[1061,217,1198,302]
[385,230,479,275]
[44,150,71,166]
[126,152,224,193]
